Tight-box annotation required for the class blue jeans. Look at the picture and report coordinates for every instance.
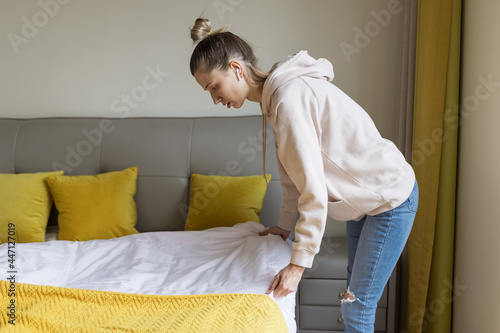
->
[341,180,418,332]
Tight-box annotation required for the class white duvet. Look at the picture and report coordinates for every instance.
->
[0,221,296,332]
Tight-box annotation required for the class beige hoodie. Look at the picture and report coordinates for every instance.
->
[261,51,415,268]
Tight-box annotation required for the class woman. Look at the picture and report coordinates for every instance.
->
[189,17,418,332]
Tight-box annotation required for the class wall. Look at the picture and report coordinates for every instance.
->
[1,0,407,237]
[454,0,500,331]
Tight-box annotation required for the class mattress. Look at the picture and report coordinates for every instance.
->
[0,222,296,332]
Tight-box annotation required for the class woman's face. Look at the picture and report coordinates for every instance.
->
[194,65,249,109]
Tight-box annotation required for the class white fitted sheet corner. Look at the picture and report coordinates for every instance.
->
[1,221,296,332]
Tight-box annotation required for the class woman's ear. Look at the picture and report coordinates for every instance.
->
[229,61,244,80]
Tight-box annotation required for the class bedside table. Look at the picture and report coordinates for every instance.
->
[295,237,398,333]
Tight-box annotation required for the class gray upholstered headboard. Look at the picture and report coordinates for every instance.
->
[0,116,282,232]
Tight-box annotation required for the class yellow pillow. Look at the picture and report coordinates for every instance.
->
[47,167,139,241]
[0,171,64,243]
[185,173,272,231]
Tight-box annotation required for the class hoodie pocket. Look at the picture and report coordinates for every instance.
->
[327,199,364,222]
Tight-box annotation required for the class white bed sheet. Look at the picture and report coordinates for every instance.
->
[1,221,296,332]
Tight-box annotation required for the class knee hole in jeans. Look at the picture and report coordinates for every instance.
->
[341,287,358,304]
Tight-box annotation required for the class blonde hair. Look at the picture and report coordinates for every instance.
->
[189,18,269,86]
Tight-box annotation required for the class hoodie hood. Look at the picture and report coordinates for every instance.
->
[261,50,334,116]
[258,50,334,183]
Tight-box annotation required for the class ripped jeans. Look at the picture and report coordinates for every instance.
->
[341,180,418,332]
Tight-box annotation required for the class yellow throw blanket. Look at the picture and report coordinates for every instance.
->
[0,280,288,332]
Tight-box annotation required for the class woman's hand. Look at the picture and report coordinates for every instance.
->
[258,226,291,241]
[266,263,305,298]
[259,226,302,297]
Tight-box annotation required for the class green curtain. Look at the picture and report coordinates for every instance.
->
[405,0,461,332]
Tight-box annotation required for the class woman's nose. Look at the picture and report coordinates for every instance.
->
[212,95,221,105]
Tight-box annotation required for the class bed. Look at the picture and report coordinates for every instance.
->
[0,222,295,332]
[0,116,401,333]
[0,116,297,332]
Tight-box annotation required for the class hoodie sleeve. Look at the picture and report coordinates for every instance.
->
[275,145,301,232]
[271,81,328,268]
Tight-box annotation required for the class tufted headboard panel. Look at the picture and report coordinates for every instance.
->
[0,116,282,232]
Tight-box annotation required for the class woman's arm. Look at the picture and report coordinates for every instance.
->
[275,149,301,232]
[272,86,329,268]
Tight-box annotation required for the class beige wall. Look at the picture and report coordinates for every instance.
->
[1,0,408,237]
[454,1,500,331]
[1,1,404,132]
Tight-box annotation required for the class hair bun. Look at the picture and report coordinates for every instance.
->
[190,18,212,43]
[190,17,228,43]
